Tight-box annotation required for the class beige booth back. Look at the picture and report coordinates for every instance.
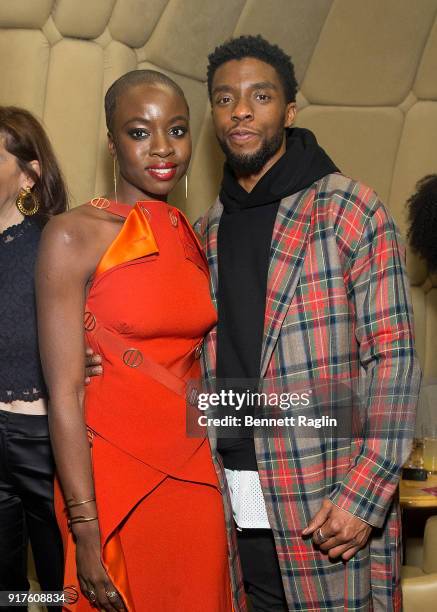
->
[1,0,436,380]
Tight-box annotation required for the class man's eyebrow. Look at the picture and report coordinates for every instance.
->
[251,81,278,91]
[211,84,234,96]
[212,81,278,95]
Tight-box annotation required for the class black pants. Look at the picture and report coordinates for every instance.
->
[237,528,288,611]
[0,409,63,598]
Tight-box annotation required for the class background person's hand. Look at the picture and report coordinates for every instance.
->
[84,346,103,384]
[74,523,126,611]
[302,498,372,561]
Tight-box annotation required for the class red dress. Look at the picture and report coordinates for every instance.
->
[56,199,232,611]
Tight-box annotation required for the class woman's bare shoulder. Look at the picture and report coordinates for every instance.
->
[41,203,112,253]
[37,203,113,281]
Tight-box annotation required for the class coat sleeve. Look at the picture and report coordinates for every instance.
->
[329,199,421,527]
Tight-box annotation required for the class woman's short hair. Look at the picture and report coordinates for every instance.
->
[0,106,68,223]
[104,69,188,132]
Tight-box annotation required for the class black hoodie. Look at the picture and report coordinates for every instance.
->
[216,128,338,469]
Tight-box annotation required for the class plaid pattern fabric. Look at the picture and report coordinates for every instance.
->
[197,173,421,611]
[211,449,248,611]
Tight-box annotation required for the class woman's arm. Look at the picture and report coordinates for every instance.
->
[36,214,125,612]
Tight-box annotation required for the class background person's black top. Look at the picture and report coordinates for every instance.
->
[0,217,47,403]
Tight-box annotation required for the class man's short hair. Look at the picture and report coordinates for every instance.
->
[104,69,188,132]
[207,34,298,104]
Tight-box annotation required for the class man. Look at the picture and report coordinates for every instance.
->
[195,35,420,611]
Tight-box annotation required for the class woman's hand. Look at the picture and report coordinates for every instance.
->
[84,347,103,385]
[74,523,126,611]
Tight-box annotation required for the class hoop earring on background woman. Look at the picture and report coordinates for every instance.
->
[113,157,118,203]
[185,174,188,200]
[16,186,40,216]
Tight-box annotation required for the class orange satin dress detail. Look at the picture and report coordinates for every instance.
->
[55,199,232,611]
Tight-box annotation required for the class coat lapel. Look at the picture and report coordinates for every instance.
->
[197,199,225,455]
[202,198,223,309]
[200,190,315,380]
[260,188,315,378]
[199,199,223,389]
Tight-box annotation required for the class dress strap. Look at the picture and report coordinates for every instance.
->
[88,197,133,219]
[87,324,202,400]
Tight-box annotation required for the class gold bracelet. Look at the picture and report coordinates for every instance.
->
[66,497,96,510]
[67,516,98,529]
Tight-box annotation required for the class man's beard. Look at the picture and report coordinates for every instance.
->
[218,128,284,176]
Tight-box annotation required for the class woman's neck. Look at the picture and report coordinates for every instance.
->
[0,201,25,233]
[111,186,168,207]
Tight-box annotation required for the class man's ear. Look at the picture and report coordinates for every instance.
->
[284,102,297,128]
[21,159,40,190]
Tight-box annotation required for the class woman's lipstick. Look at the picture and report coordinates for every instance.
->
[146,163,177,181]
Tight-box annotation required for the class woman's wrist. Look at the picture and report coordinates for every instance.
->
[72,519,100,541]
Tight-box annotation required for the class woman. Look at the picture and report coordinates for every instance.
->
[0,107,67,596]
[36,70,238,611]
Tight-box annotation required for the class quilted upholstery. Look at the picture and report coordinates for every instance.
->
[0,0,436,380]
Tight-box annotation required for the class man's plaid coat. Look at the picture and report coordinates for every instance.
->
[196,173,421,612]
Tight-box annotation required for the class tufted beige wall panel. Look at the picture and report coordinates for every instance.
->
[52,0,116,39]
[143,0,247,80]
[234,0,334,85]
[415,17,437,100]
[295,106,404,205]
[0,0,54,29]
[0,0,436,380]
[0,30,50,114]
[301,0,437,106]
[108,0,168,47]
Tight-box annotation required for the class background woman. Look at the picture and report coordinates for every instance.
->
[407,173,437,272]
[0,106,67,597]
[36,71,236,611]
[407,174,437,439]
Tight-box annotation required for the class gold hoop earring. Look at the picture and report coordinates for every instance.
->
[16,187,40,216]
[113,158,118,203]
[185,174,188,200]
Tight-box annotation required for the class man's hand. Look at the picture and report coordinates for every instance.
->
[84,347,103,384]
[302,498,372,561]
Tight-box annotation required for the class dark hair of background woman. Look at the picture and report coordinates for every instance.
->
[407,174,437,272]
[0,106,68,223]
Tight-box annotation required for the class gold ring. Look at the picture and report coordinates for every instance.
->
[316,527,329,544]
[87,590,97,603]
